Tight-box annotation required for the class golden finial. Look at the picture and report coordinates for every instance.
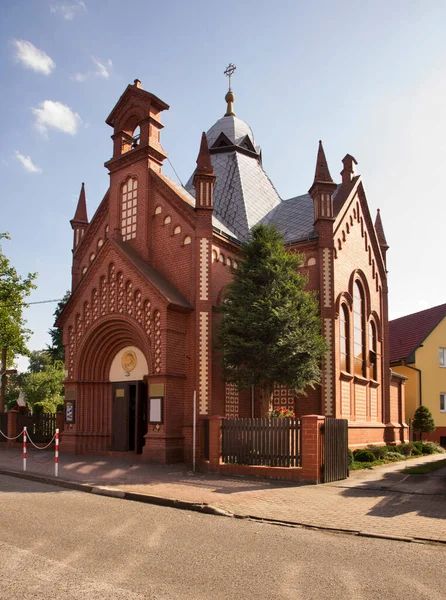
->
[224,63,236,117]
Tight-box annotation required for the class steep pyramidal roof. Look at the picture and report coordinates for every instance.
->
[71,182,88,223]
[374,209,389,249]
[195,132,214,176]
[313,140,334,184]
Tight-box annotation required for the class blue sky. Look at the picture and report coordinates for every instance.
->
[2,0,446,369]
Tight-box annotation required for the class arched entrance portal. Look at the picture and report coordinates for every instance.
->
[74,316,152,455]
[109,346,148,453]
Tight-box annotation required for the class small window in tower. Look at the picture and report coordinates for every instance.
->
[121,176,138,241]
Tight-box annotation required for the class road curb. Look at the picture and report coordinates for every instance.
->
[1,468,445,546]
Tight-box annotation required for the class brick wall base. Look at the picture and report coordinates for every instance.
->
[348,423,409,448]
[142,433,184,463]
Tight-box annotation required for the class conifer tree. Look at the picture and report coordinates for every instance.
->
[219,225,326,416]
[412,405,436,441]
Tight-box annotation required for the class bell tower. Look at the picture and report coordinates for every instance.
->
[104,79,169,259]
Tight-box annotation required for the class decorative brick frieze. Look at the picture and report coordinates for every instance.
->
[199,311,209,414]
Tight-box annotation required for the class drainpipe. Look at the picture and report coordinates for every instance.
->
[402,362,422,407]
[251,385,255,418]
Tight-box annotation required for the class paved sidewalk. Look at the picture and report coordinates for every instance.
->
[0,445,445,543]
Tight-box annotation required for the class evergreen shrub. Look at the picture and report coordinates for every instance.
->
[353,449,376,463]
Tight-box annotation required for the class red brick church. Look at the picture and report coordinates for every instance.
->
[57,77,407,462]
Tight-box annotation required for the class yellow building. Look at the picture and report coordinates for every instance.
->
[390,304,446,446]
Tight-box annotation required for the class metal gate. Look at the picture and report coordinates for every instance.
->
[323,418,349,483]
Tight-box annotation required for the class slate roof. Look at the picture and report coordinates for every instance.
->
[389,303,446,363]
[207,115,255,147]
[185,113,349,244]
[260,193,316,243]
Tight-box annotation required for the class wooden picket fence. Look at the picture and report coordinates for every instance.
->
[221,418,300,467]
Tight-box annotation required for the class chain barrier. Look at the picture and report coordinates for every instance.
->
[0,429,24,441]
[0,426,60,477]
[0,428,23,459]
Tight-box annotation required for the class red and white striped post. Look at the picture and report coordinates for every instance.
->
[23,427,27,472]
[55,428,59,477]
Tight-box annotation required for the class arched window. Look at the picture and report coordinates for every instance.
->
[340,304,350,373]
[369,321,378,380]
[353,281,365,376]
[121,177,138,241]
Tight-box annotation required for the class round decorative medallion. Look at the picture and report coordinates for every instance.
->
[121,350,137,373]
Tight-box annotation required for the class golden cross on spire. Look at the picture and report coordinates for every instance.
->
[224,63,236,92]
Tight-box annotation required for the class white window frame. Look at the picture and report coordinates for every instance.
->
[440,348,446,367]
[441,393,446,412]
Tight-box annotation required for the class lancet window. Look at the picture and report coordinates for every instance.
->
[121,177,138,241]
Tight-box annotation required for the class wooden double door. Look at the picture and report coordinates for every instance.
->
[111,381,147,453]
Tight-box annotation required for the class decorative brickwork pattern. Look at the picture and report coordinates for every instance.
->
[224,382,239,418]
[126,281,133,316]
[84,301,91,329]
[92,288,99,321]
[109,264,116,312]
[200,238,209,301]
[135,290,142,324]
[144,300,152,337]
[355,383,367,420]
[370,386,378,421]
[323,247,331,308]
[272,383,295,412]
[68,326,75,379]
[67,266,159,380]
[117,272,124,313]
[100,277,108,316]
[341,380,350,417]
[199,311,209,414]
[154,310,162,374]
[324,318,334,416]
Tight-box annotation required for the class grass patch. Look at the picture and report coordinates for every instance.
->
[402,458,446,475]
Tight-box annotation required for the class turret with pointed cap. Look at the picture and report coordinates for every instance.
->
[309,141,337,224]
[70,182,89,251]
[193,132,215,209]
[375,208,389,266]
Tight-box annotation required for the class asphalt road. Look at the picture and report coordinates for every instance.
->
[0,474,444,600]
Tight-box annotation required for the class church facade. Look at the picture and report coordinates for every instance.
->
[56,79,407,462]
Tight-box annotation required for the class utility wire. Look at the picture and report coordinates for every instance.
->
[167,157,184,187]
[0,298,63,309]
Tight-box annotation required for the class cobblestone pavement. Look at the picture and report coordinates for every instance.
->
[0,446,445,543]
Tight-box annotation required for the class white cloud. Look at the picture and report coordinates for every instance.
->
[32,100,81,137]
[72,57,113,82]
[15,151,42,174]
[13,40,55,75]
[50,1,86,20]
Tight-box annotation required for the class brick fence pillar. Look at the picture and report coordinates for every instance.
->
[300,415,325,484]
[56,411,65,435]
[208,416,223,472]
[7,411,18,447]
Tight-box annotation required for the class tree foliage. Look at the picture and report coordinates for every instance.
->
[412,405,436,441]
[0,233,37,356]
[218,225,327,415]
[20,361,64,410]
[28,349,52,373]
[47,290,70,362]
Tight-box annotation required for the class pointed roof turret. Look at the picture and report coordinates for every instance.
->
[313,140,334,184]
[375,208,389,249]
[195,132,214,177]
[71,182,88,224]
